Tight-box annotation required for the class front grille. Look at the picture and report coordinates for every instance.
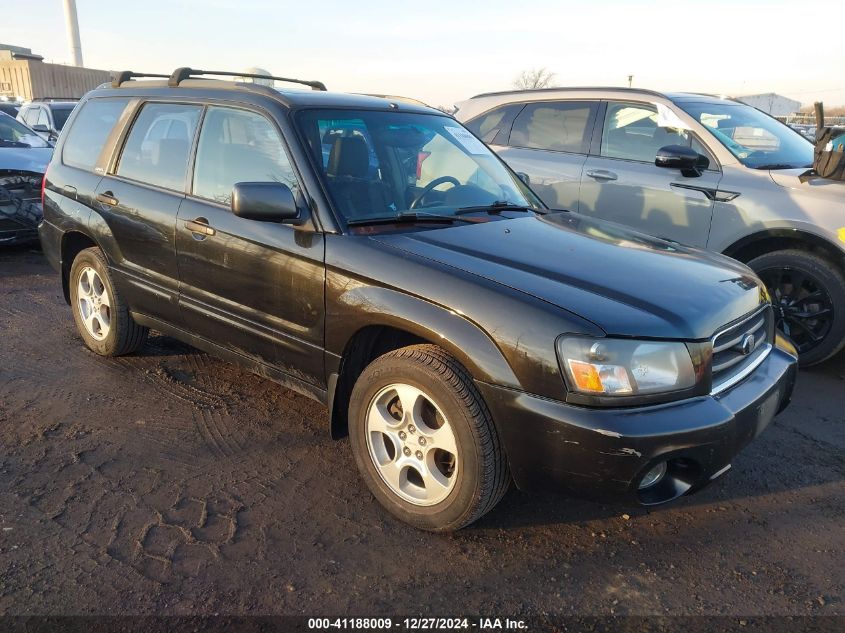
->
[711,306,774,394]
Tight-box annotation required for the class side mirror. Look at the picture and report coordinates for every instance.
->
[516,172,530,185]
[31,124,50,133]
[655,144,709,177]
[231,182,300,223]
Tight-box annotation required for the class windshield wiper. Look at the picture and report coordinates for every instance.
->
[455,201,542,216]
[753,163,802,170]
[346,211,477,227]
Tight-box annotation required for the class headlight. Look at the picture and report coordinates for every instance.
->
[557,337,697,398]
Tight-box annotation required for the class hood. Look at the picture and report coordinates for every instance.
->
[769,167,845,199]
[372,213,767,340]
[0,146,52,174]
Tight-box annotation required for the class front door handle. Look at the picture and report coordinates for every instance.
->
[586,169,618,181]
[184,218,216,238]
[95,192,119,206]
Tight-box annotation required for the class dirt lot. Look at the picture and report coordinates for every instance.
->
[0,245,842,617]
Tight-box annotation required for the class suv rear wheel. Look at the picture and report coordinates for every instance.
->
[69,247,148,356]
[749,249,845,366]
[348,344,509,531]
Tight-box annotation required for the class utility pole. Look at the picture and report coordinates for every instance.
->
[62,0,84,67]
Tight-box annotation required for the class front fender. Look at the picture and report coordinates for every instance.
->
[326,283,521,390]
[324,235,603,400]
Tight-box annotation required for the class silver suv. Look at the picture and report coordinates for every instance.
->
[456,88,845,365]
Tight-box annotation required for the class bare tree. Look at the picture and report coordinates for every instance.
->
[513,68,556,90]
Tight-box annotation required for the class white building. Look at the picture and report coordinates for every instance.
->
[735,93,802,116]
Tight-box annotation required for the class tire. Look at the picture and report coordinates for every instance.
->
[68,247,148,356]
[749,249,845,366]
[348,344,510,531]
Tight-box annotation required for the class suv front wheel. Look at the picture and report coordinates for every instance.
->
[69,247,148,356]
[749,249,845,366]
[348,344,510,531]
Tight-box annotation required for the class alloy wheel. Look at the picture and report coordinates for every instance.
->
[365,383,459,506]
[76,266,111,341]
[758,266,834,354]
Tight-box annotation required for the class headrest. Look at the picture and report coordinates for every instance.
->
[327,136,369,178]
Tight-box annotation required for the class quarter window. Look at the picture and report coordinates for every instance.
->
[508,101,594,153]
[117,103,201,191]
[464,103,523,144]
[192,106,299,205]
[37,108,50,128]
[62,98,131,170]
[601,102,694,163]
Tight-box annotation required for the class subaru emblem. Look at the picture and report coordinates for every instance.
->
[740,333,755,356]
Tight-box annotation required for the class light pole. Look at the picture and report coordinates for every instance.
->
[62,0,84,67]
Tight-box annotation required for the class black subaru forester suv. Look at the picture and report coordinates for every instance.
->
[39,68,797,531]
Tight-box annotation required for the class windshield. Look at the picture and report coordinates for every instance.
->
[0,113,50,148]
[678,101,813,169]
[51,106,75,130]
[296,109,541,224]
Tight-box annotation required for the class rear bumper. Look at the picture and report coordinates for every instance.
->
[478,347,797,505]
[0,227,38,245]
[37,218,62,273]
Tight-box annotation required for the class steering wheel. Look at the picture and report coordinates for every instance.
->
[410,176,461,209]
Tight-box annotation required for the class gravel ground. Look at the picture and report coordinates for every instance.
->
[0,245,842,617]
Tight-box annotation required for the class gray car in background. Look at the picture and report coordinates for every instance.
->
[456,88,845,365]
[16,100,77,143]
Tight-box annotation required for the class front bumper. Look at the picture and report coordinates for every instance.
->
[477,347,797,505]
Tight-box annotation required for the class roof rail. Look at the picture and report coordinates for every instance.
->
[469,86,669,100]
[167,67,327,91]
[31,96,79,102]
[111,71,170,88]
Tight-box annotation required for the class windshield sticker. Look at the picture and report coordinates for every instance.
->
[445,126,489,154]
[654,103,691,131]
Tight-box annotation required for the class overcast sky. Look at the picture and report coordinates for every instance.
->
[4,0,843,108]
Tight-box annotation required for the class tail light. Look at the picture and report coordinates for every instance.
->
[41,166,48,207]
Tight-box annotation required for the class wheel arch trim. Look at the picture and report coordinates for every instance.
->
[722,227,845,266]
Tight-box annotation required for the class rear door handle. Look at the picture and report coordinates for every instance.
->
[95,192,119,206]
[184,218,216,237]
[586,169,618,181]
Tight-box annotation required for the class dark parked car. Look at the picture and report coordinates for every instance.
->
[0,101,21,117]
[0,112,51,244]
[39,68,797,531]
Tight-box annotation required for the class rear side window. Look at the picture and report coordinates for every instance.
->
[62,98,130,170]
[192,106,299,205]
[509,101,595,153]
[117,103,201,191]
[464,103,523,144]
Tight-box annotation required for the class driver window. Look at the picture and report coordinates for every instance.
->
[24,107,39,127]
[602,103,690,162]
